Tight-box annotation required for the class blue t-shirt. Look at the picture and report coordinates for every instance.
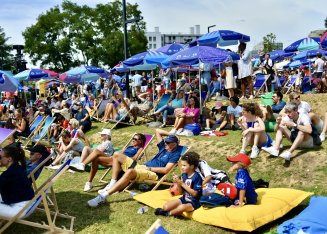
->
[26,160,43,180]
[272,100,286,113]
[144,140,182,176]
[171,98,183,108]
[181,171,203,202]
[123,146,141,158]
[235,169,257,204]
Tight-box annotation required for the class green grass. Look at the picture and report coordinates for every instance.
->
[3,93,327,233]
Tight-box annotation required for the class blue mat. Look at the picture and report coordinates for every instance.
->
[277,196,327,234]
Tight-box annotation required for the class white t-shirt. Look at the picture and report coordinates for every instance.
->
[132,74,143,86]
[314,58,324,72]
[227,105,242,117]
[282,112,311,126]
[96,140,114,156]
[298,101,311,114]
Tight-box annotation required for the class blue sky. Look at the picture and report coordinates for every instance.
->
[1,0,326,51]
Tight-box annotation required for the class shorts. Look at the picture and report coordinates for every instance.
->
[300,136,314,149]
[258,133,273,148]
[121,157,158,182]
[315,119,323,134]
[179,196,201,210]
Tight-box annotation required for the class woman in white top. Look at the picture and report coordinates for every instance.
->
[223,56,236,98]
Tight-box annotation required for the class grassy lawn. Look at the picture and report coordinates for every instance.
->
[3,93,327,234]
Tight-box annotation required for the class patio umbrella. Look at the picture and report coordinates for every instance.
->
[321,31,327,48]
[123,51,169,67]
[267,50,294,62]
[286,59,310,69]
[0,70,20,92]
[190,30,250,47]
[284,38,320,52]
[156,43,185,55]
[292,49,327,61]
[59,65,108,83]
[14,68,58,81]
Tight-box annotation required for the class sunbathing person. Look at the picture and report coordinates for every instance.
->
[101,92,130,122]
[87,130,183,207]
[262,102,321,161]
[238,103,272,159]
[169,96,200,135]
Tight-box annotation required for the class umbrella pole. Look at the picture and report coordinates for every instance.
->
[199,69,203,123]
[152,71,155,102]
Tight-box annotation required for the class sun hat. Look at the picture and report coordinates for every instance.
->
[226,153,251,166]
[215,101,223,109]
[98,129,112,136]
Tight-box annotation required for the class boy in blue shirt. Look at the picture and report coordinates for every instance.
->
[227,153,257,206]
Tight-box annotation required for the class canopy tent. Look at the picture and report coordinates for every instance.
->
[190,30,250,47]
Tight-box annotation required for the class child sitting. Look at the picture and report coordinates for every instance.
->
[226,153,257,207]
[205,101,227,131]
[155,152,203,216]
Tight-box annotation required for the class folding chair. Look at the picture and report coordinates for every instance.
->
[124,145,190,192]
[20,115,45,141]
[253,74,270,98]
[27,154,53,191]
[0,128,16,146]
[98,133,154,184]
[92,99,109,121]
[153,93,171,112]
[146,219,169,234]
[0,160,75,233]
[282,75,297,94]
[101,108,136,130]
[24,116,56,146]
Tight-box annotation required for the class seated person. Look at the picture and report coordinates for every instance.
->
[87,130,183,207]
[262,102,322,161]
[261,91,286,121]
[26,144,51,180]
[102,92,130,123]
[101,91,122,121]
[205,101,226,130]
[237,103,272,159]
[155,152,202,217]
[11,109,30,139]
[169,96,200,135]
[151,90,186,128]
[130,92,153,122]
[320,112,327,142]
[0,143,34,218]
[222,96,242,131]
[71,133,146,192]
[48,130,86,167]
[75,102,92,132]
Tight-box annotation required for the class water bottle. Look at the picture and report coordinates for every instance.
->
[129,191,138,197]
[137,206,148,214]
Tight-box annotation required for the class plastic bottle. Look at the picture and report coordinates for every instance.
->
[137,206,148,214]
[129,191,138,197]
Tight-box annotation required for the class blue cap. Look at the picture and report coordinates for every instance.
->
[164,135,179,143]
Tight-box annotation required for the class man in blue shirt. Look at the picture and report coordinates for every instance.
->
[263,91,286,121]
[26,144,50,180]
[87,130,184,207]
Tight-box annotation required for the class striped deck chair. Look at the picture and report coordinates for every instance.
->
[25,116,56,146]
[146,219,168,234]
[124,145,190,192]
[0,160,75,233]
[154,93,171,112]
[253,74,270,98]
[283,75,297,94]
[0,128,16,146]
[20,115,45,141]
[99,133,154,184]
[28,154,53,191]
[93,99,110,121]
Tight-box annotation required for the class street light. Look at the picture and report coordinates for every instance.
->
[122,0,143,98]
[207,25,216,33]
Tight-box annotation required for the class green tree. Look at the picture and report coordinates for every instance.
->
[23,0,147,71]
[262,33,278,53]
[0,27,14,70]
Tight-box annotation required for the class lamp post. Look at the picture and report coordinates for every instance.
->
[207,25,216,33]
[122,0,143,98]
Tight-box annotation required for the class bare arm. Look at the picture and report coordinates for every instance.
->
[155,128,170,143]
[149,162,176,175]
[131,147,144,161]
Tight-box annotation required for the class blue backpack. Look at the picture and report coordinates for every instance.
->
[199,193,233,208]
[184,123,201,135]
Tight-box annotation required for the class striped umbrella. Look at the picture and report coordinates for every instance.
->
[14,68,58,81]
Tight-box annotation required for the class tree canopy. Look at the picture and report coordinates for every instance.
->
[0,27,14,70]
[262,33,278,53]
[23,0,147,72]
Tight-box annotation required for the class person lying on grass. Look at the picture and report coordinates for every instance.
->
[87,129,183,208]
[70,132,146,192]
[155,152,202,216]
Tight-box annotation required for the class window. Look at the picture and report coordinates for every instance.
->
[153,37,156,42]
[153,44,156,49]
[149,36,152,41]
[149,44,152,49]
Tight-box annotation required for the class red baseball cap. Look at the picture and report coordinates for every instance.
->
[226,153,251,166]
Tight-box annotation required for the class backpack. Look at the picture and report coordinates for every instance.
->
[199,193,233,208]
[184,123,201,135]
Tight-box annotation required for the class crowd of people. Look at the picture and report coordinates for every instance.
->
[0,42,327,225]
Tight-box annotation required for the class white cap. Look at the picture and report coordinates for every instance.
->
[98,129,112,136]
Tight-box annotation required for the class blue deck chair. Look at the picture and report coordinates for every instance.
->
[0,160,75,233]
[283,75,298,94]
[21,116,45,141]
[146,219,169,234]
[253,74,270,97]
[0,128,16,146]
[154,93,171,112]
[25,116,56,146]
[279,76,286,86]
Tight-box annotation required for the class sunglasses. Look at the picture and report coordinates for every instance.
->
[132,138,140,141]
[164,141,174,145]
[293,96,300,100]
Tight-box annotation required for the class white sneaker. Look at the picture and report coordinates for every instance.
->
[83,182,93,192]
[249,95,254,100]
[176,128,184,134]
[320,132,326,142]
[272,141,283,149]
[98,183,112,195]
[87,195,106,207]
[69,162,85,172]
[239,150,246,154]
[280,151,292,161]
[261,146,279,157]
[46,164,62,170]
[250,146,260,159]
